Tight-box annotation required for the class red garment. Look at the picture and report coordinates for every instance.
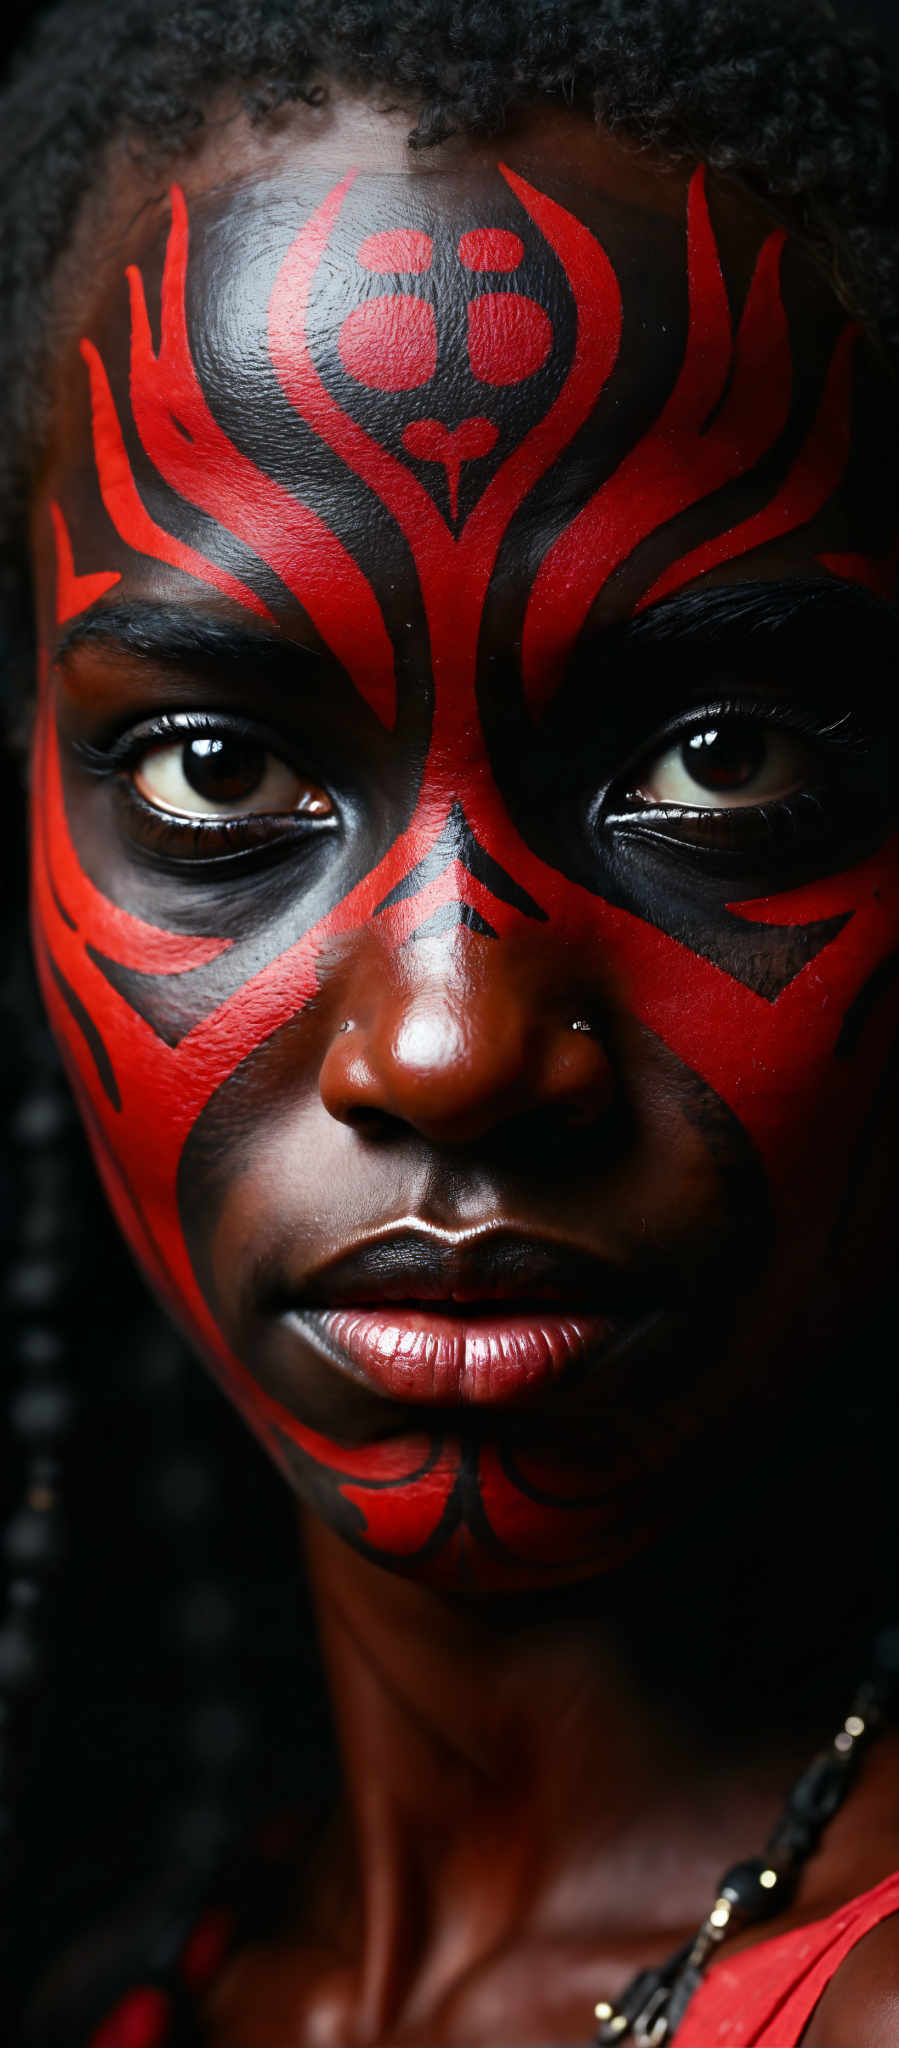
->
[85,1869,899,2047]
[678,1869,899,2045]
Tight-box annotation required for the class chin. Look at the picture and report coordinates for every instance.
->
[272,1419,664,1594]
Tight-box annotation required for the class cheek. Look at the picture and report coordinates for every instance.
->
[598,841,899,1246]
[31,649,899,1594]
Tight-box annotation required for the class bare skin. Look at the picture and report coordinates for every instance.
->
[27,86,899,2044]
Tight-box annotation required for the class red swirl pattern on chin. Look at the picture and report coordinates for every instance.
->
[32,165,899,1588]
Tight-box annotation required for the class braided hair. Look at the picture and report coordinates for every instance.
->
[2,0,898,2035]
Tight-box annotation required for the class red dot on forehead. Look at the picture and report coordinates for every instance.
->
[467,292,553,386]
[357,229,434,274]
[338,294,437,390]
[458,228,524,273]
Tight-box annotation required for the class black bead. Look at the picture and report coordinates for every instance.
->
[850,1677,886,1727]
[787,1751,853,1829]
[719,1856,787,1920]
[764,1814,814,1868]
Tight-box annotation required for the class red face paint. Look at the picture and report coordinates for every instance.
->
[32,158,899,1590]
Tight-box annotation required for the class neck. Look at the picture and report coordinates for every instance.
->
[297,1396,891,2038]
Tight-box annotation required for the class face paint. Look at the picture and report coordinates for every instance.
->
[32,148,899,1591]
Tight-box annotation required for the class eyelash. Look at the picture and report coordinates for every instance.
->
[75,711,338,867]
[75,691,887,876]
[594,692,887,863]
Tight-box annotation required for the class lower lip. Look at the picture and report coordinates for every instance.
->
[296,1307,616,1404]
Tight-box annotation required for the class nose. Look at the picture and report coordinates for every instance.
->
[318,936,614,1144]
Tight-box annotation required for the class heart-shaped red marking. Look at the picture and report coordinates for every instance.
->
[401,415,499,518]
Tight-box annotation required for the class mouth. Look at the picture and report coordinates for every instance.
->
[278,1225,672,1407]
[293,1303,620,1403]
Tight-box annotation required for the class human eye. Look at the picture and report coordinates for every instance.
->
[133,726,332,821]
[76,711,336,866]
[633,713,807,810]
[598,694,890,867]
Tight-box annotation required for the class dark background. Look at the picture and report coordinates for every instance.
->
[1,0,897,2033]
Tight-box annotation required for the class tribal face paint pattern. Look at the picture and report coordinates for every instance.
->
[33,159,899,1589]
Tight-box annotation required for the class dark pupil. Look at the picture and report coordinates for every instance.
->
[682,721,765,793]
[182,736,267,804]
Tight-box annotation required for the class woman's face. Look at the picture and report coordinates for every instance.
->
[28,95,899,1591]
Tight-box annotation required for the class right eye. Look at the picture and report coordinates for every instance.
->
[133,734,333,820]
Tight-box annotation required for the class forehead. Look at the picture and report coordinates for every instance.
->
[37,97,898,658]
[45,96,844,461]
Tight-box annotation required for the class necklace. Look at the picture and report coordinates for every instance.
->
[590,1624,899,2047]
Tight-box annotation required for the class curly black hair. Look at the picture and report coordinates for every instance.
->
[0,0,898,581]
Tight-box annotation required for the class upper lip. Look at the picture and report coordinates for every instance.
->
[289,1226,667,1315]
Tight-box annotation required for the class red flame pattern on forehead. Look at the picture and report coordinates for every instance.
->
[32,164,899,1588]
[69,164,892,718]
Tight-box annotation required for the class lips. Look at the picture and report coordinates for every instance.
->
[298,1305,616,1403]
[279,1227,667,1407]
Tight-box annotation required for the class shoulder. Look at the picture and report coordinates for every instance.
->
[801,1910,899,2047]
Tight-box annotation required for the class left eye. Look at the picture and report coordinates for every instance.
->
[133,735,333,820]
[633,717,809,810]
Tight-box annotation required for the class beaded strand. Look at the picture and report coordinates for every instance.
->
[592,1624,899,2046]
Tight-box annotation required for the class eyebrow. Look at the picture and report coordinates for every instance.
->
[54,577,899,692]
[562,575,899,721]
[54,603,320,681]
[621,575,899,651]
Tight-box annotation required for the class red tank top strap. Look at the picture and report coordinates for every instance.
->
[675,1868,899,2046]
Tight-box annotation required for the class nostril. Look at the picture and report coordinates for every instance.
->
[343,1103,397,1138]
[318,974,617,1143]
